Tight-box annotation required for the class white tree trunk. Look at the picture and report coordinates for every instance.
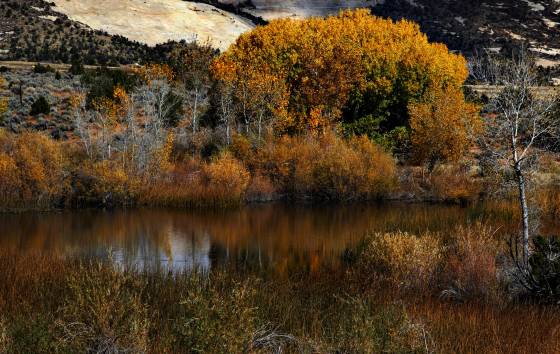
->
[515,163,530,265]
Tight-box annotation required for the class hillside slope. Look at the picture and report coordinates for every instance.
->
[1,0,560,67]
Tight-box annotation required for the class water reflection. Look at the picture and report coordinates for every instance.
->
[0,202,536,273]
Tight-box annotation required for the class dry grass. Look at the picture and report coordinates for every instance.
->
[409,300,560,354]
[1,244,560,353]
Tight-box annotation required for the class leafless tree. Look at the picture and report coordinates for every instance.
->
[178,43,215,135]
[72,90,95,159]
[473,49,560,265]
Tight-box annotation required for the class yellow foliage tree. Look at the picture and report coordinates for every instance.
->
[212,9,469,135]
[409,87,481,166]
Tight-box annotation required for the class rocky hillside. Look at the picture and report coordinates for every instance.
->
[1,0,560,67]
[372,0,560,67]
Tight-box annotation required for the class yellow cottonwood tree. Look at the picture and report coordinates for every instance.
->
[212,9,469,135]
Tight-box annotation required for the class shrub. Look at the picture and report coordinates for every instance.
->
[56,263,149,353]
[255,133,397,200]
[0,317,10,353]
[213,9,469,136]
[426,163,482,203]
[510,235,560,304]
[203,152,251,203]
[441,224,500,302]
[537,185,560,218]
[74,160,140,207]
[33,63,55,74]
[175,274,259,353]
[0,130,69,209]
[69,59,84,75]
[357,231,444,290]
[409,86,481,166]
[30,96,51,115]
[329,298,432,353]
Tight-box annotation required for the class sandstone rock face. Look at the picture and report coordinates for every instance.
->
[51,0,255,50]
[49,0,376,50]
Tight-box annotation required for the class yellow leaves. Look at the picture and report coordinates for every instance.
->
[69,93,85,110]
[0,130,69,207]
[204,152,250,199]
[91,85,130,122]
[0,76,7,118]
[136,63,174,85]
[359,231,444,289]
[113,85,129,105]
[409,87,481,164]
[0,98,7,118]
[213,9,469,135]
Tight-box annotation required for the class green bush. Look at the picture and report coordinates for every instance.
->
[175,274,259,353]
[29,96,50,116]
[32,63,55,74]
[526,235,560,303]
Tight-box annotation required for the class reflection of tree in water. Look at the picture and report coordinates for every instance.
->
[0,202,551,273]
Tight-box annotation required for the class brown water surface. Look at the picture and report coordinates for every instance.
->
[0,202,536,273]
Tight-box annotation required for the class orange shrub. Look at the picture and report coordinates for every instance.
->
[213,9,468,134]
[140,153,250,207]
[203,152,250,202]
[409,87,481,165]
[427,163,482,203]
[254,133,396,200]
[74,160,140,206]
[0,130,69,209]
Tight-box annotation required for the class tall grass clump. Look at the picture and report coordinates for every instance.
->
[56,263,149,353]
[140,152,251,207]
[356,231,444,291]
[174,274,259,353]
[441,223,501,302]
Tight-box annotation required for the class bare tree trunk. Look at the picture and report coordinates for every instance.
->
[192,89,199,134]
[515,163,530,265]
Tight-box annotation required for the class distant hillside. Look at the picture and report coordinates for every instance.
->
[1,0,560,68]
[372,0,560,67]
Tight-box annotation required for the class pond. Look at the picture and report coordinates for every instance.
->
[0,202,537,274]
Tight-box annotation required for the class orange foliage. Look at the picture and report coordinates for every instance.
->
[75,160,140,206]
[0,76,7,118]
[203,152,251,201]
[91,85,130,121]
[140,153,251,207]
[252,133,397,200]
[0,130,69,209]
[213,9,468,134]
[409,87,481,165]
[135,63,175,85]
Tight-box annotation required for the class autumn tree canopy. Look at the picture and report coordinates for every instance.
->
[212,9,470,137]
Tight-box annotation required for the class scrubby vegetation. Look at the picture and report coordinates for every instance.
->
[0,10,491,209]
[1,223,560,353]
[2,9,560,353]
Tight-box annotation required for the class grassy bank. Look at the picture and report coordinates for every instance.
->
[1,223,559,353]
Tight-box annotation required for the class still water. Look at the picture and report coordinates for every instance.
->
[0,202,525,273]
